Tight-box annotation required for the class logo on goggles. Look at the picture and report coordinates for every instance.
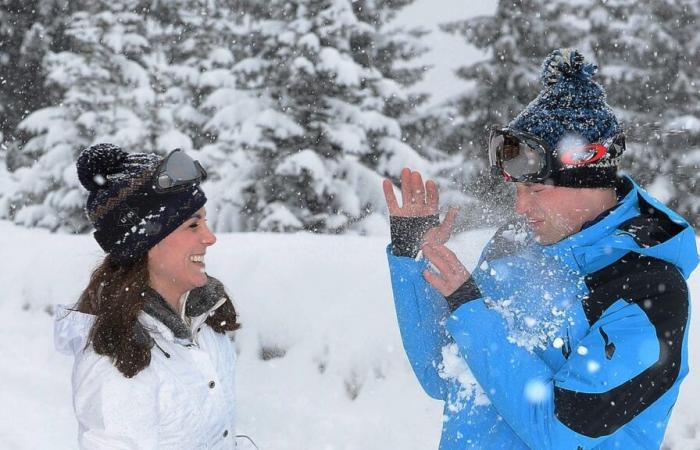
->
[559,144,607,166]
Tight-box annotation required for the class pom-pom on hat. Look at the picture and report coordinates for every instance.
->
[508,48,623,188]
[77,143,207,265]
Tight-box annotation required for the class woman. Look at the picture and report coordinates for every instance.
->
[54,143,250,449]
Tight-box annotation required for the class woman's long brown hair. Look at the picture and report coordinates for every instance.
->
[76,254,239,378]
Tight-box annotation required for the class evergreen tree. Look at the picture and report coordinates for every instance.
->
[1,0,155,231]
[200,0,433,233]
[589,0,700,224]
[1,1,46,145]
[0,0,75,169]
[2,0,437,235]
[154,0,260,232]
[144,0,242,155]
[0,0,244,230]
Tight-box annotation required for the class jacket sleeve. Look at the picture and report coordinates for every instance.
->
[386,244,451,400]
[446,259,689,450]
[73,352,159,449]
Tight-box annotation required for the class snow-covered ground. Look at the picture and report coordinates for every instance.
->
[0,220,698,449]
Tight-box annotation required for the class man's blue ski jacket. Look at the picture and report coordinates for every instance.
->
[387,177,698,449]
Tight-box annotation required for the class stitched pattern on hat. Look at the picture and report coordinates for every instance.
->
[507,48,622,188]
[89,169,155,223]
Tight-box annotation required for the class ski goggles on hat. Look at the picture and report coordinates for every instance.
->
[153,148,207,193]
[489,127,625,183]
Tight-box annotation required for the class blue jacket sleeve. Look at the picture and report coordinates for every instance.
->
[386,244,451,400]
[446,264,689,450]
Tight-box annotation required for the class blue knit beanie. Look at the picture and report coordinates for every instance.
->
[509,48,623,188]
[77,143,207,265]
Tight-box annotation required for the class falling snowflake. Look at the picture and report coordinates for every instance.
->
[524,379,550,403]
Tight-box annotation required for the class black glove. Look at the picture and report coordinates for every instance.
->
[390,214,440,258]
[445,278,481,312]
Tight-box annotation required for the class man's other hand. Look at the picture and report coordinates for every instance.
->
[422,243,472,297]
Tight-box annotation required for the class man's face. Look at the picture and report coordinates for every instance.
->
[514,182,595,245]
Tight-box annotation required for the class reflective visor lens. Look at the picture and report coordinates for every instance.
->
[155,150,206,191]
[489,132,546,181]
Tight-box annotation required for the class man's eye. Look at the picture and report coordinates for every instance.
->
[189,222,199,229]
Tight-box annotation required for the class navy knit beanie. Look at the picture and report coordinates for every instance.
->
[509,48,623,188]
[76,143,207,265]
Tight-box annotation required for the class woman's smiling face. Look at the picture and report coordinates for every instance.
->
[147,207,216,303]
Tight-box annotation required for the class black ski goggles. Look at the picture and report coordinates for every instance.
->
[489,127,625,183]
[153,148,207,193]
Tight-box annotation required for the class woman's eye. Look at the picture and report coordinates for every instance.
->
[189,222,199,229]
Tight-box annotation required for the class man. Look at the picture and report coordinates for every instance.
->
[384,48,698,449]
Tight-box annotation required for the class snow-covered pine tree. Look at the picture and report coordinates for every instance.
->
[0,1,46,146]
[147,0,261,233]
[200,0,433,233]
[1,0,156,231]
[589,0,700,225]
[144,0,243,155]
[0,140,11,197]
[0,0,77,170]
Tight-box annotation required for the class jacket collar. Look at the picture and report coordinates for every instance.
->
[542,176,698,277]
[141,289,192,341]
[140,276,228,343]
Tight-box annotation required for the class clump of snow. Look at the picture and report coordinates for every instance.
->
[438,343,490,413]
[317,47,363,86]
[647,176,675,204]
[485,292,569,353]
[552,337,565,349]
[666,115,700,133]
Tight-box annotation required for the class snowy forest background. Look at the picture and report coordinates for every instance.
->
[2,1,700,449]
[1,0,698,235]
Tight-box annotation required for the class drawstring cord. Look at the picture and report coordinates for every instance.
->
[236,434,260,449]
[152,340,171,358]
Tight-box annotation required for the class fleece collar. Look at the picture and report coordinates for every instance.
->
[140,276,228,343]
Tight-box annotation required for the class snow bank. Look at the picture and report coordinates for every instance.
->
[0,221,698,449]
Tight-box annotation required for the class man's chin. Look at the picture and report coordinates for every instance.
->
[532,230,558,246]
[528,222,551,245]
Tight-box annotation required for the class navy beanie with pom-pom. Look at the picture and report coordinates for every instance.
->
[77,143,207,265]
[509,48,623,188]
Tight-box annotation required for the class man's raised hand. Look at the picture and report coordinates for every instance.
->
[383,168,439,217]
